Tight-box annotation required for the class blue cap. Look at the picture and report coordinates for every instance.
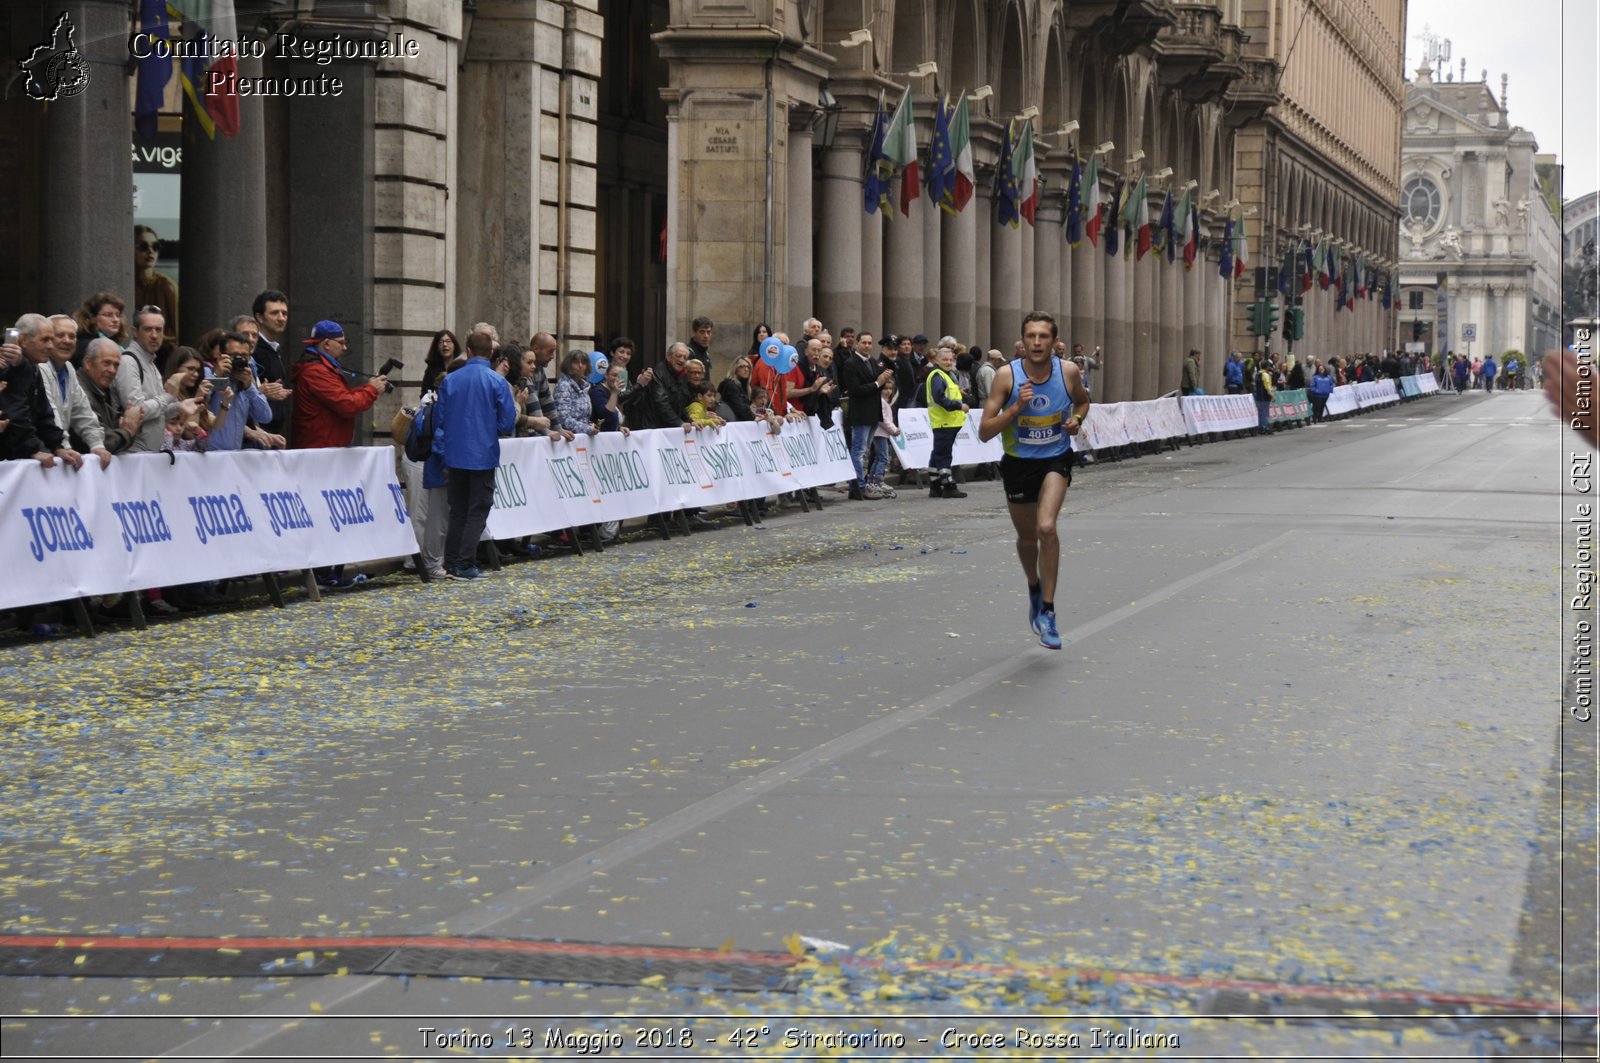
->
[311,320,344,340]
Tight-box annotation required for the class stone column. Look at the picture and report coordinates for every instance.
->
[884,204,924,336]
[990,218,1021,347]
[1069,242,1099,354]
[1183,257,1207,390]
[1204,257,1224,388]
[180,55,268,347]
[1158,258,1185,394]
[922,192,942,336]
[44,0,136,312]
[975,187,993,343]
[457,3,543,337]
[787,124,814,327]
[1130,253,1156,400]
[1209,262,1222,385]
[1058,228,1073,330]
[1102,248,1129,403]
[941,201,977,344]
[1032,206,1060,321]
[861,206,883,338]
[282,46,376,364]
[1019,217,1035,316]
[655,23,824,356]
[366,0,459,425]
[816,142,864,332]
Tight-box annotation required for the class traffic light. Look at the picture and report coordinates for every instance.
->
[1286,307,1305,342]
[1248,300,1278,337]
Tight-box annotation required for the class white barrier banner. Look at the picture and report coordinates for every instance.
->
[483,418,857,538]
[1143,397,1189,440]
[1081,397,1186,450]
[785,418,861,490]
[1325,384,1361,416]
[891,409,1004,469]
[1079,403,1131,450]
[0,447,414,611]
[1182,393,1259,435]
[1354,379,1400,407]
[1416,372,1439,394]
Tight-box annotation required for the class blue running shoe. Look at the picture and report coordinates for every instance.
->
[1028,585,1043,635]
[447,566,483,581]
[1037,608,1062,650]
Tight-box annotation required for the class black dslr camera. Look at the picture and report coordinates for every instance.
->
[374,357,403,393]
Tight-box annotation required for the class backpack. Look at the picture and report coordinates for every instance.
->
[1252,369,1272,402]
[404,399,437,462]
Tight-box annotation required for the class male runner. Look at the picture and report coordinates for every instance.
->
[978,311,1090,649]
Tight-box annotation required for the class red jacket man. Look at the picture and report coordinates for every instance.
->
[289,320,390,448]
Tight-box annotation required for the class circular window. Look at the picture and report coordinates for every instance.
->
[1403,176,1442,231]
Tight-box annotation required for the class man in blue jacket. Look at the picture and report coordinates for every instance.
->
[1224,351,1244,394]
[435,328,518,580]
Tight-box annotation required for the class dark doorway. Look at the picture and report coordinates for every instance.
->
[597,0,669,361]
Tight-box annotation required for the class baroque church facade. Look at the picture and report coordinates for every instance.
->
[1396,61,1564,361]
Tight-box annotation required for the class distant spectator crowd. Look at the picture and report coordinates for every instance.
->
[5,240,1527,633]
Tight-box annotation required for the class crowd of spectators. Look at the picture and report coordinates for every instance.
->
[5,264,1550,630]
[2,268,399,626]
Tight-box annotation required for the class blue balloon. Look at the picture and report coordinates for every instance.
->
[588,351,609,384]
[759,337,783,367]
[777,344,799,374]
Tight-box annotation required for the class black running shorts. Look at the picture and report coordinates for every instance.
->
[1000,451,1075,505]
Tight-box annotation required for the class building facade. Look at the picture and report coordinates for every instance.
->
[1565,190,1598,262]
[3,0,1408,424]
[1565,190,1599,334]
[1396,62,1564,361]
[1229,0,1405,364]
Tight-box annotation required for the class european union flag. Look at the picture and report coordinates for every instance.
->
[134,0,171,142]
[864,95,890,214]
[994,122,1019,228]
[1218,218,1234,278]
[927,95,953,207]
[1064,158,1083,245]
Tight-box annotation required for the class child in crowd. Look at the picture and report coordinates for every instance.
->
[867,380,901,498]
[686,381,726,428]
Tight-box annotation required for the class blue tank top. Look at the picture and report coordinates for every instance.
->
[1001,357,1073,458]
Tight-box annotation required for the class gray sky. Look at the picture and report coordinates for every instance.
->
[1403,0,1598,202]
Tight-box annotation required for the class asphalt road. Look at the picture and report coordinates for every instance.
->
[2,389,1593,1060]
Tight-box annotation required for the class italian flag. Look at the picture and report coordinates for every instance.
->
[1013,118,1037,225]
[945,92,974,214]
[1081,154,1103,246]
[884,85,918,217]
[176,0,240,138]
[1233,213,1249,281]
[1179,188,1198,269]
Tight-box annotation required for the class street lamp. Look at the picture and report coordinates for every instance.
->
[813,81,840,154]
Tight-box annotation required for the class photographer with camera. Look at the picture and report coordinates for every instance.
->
[205,332,274,451]
[288,320,391,449]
